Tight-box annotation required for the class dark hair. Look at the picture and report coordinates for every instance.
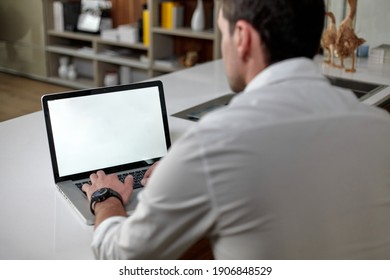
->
[221,0,325,65]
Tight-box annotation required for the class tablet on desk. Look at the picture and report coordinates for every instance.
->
[172,93,234,121]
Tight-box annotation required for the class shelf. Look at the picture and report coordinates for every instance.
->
[47,30,97,41]
[96,39,148,50]
[48,30,149,50]
[43,0,220,88]
[97,54,149,69]
[152,27,215,40]
[46,45,95,59]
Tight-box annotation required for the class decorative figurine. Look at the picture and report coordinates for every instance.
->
[67,64,77,80]
[334,0,365,73]
[58,56,69,79]
[191,0,205,31]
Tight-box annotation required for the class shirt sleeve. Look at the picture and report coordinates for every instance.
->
[91,127,218,259]
[91,216,127,259]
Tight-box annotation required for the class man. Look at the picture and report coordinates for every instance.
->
[83,0,390,259]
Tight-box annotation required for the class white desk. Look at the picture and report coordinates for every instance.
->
[1,58,389,259]
[0,60,230,259]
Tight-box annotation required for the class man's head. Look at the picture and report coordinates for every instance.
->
[218,0,325,92]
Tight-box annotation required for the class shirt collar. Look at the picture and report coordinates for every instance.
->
[244,57,325,93]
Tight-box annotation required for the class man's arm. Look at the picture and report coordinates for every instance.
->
[83,130,215,259]
[92,197,127,228]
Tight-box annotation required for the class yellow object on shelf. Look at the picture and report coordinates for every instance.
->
[161,1,181,29]
[142,9,150,46]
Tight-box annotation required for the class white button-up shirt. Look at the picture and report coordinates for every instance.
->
[92,58,390,259]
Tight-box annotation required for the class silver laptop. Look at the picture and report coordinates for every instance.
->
[42,80,171,225]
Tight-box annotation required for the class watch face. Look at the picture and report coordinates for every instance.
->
[90,187,123,215]
[97,188,108,195]
[92,188,108,199]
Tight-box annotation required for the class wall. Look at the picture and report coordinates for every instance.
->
[0,0,47,77]
[326,0,346,24]
[327,0,390,48]
[355,0,390,48]
[111,0,145,27]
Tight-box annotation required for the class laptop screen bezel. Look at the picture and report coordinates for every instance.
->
[42,80,171,183]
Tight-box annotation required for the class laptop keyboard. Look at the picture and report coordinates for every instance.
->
[75,169,147,193]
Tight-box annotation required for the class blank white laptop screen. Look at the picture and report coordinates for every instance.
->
[47,86,167,177]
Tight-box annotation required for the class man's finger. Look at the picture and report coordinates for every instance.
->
[90,173,97,182]
[81,183,89,192]
[124,175,134,187]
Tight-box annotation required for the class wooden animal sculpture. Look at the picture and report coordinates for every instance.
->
[335,0,365,73]
[321,12,337,66]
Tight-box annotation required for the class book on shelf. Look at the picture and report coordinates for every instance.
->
[161,1,183,29]
[172,5,184,28]
[52,1,81,32]
[53,1,64,31]
[369,44,390,64]
[64,1,81,31]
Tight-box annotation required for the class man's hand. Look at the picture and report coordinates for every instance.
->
[82,164,157,229]
[82,170,134,228]
[82,170,134,205]
[141,161,159,186]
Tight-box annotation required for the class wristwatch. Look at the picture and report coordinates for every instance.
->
[90,187,123,215]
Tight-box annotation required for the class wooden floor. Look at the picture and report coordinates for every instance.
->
[0,72,72,122]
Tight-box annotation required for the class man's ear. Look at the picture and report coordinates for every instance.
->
[234,20,252,61]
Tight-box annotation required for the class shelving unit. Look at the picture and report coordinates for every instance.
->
[43,0,221,88]
[149,0,220,76]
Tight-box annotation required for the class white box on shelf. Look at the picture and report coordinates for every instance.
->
[101,29,118,41]
[118,24,139,44]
